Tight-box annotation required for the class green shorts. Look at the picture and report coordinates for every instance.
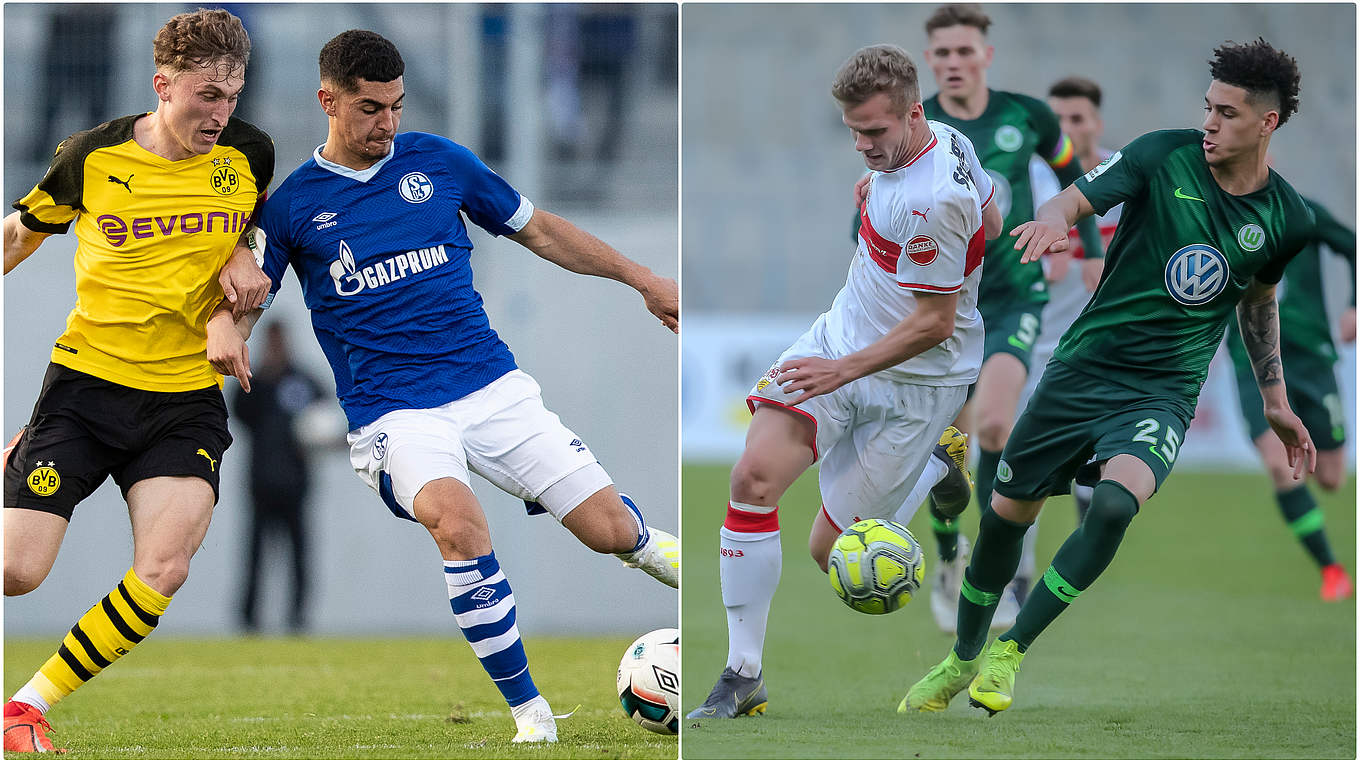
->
[995,361,1194,501]
[980,303,1043,370]
[1232,343,1346,451]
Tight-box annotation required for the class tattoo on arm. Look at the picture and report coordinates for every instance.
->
[1238,293,1283,389]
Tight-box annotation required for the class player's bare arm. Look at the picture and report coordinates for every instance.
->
[1237,276,1316,478]
[509,209,679,333]
[218,229,271,318]
[3,211,51,274]
[1011,183,1095,263]
[779,289,958,406]
[206,303,262,392]
[981,195,1002,240]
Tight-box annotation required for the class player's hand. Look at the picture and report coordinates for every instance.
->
[1339,306,1356,343]
[207,310,252,392]
[777,356,850,406]
[220,243,271,319]
[1044,249,1071,283]
[1265,404,1316,480]
[853,173,872,208]
[1010,219,1070,264]
[640,274,679,333]
[1081,257,1105,292]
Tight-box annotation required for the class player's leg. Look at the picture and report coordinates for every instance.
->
[558,486,679,588]
[282,492,310,631]
[971,351,1029,537]
[238,491,269,631]
[1254,432,1351,599]
[3,508,68,597]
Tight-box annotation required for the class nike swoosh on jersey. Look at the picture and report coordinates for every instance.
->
[1173,187,1205,203]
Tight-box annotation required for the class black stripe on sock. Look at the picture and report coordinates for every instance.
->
[101,597,146,644]
[116,582,161,628]
[68,623,112,669]
[57,643,95,682]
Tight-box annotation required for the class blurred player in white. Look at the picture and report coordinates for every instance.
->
[1010,76,1123,602]
[687,44,1001,720]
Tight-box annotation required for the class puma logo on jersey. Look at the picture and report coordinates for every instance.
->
[912,207,930,222]
[195,448,217,472]
[107,173,134,193]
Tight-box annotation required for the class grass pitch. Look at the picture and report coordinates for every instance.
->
[3,637,676,758]
[681,465,1356,758]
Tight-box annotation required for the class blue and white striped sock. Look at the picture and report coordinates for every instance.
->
[445,553,539,708]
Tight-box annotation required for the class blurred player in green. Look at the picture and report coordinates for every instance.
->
[1225,197,1354,601]
[917,3,1105,632]
[903,38,1318,715]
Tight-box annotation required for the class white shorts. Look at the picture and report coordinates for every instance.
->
[747,330,968,532]
[348,369,612,521]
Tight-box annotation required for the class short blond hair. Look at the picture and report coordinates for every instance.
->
[831,44,920,115]
[153,8,251,78]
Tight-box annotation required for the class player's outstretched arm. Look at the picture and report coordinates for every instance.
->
[207,302,263,393]
[1010,184,1094,264]
[778,290,957,406]
[1237,277,1316,478]
[981,196,1003,241]
[3,211,51,274]
[509,209,678,333]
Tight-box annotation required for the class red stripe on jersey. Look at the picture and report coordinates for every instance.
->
[880,135,940,173]
[818,504,844,534]
[724,503,780,533]
[964,224,985,276]
[980,183,996,210]
[745,395,819,462]
[898,280,962,293]
[858,202,901,275]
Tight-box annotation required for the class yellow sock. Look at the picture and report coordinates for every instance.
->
[21,569,171,710]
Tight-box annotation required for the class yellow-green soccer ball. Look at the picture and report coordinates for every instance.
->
[827,519,925,614]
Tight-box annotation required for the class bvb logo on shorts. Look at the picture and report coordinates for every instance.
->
[27,463,61,496]
[996,459,1013,483]
[210,165,240,196]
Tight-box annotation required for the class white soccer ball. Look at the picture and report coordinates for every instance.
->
[616,628,679,735]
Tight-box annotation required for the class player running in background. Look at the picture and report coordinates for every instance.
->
[1010,76,1124,603]
[688,44,1000,721]
[917,4,1106,632]
[2,10,272,753]
[1224,196,1354,601]
[904,38,1317,716]
[206,30,678,744]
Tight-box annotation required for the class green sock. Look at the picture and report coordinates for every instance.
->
[975,448,1002,514]
[954,505,1030,661]
[1276,485,1335,568]
[1003,480,1137,652]
[930,499,960,562]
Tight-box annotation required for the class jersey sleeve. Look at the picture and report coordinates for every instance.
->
[446,143,535,237]
[891,187,974,294]
[1074,138,1150,216]
[1029,97,1076,175]
[958,130,994,211]
[1255,202,1317,285]
[1307,199,1356,305]
[254,187,298,307]
[11,134,90,234]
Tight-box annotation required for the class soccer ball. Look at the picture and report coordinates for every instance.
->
[827,518,925,614]
[616,628,679,735]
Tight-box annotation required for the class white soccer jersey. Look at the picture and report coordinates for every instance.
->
[815,120,993,385]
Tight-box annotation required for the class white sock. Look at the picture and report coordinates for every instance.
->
[720,501,782,679]
[11,685,49,714]
[1017,517,1040,582]
[892,455,947,525]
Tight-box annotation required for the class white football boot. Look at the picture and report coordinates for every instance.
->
[618,528,679,588]
[511,696,557,743]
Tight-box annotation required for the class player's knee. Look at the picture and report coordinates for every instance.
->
[1085,482,1138,537]
[4,563,48,596]
[730,458,781,505]
[134,555,192,596]
[419,507,491,558]
[1314,455,1345,492]
[586,509,643,555]
[975,415,1011,451]
[1264,459,1296,490]
[808,541,831,574]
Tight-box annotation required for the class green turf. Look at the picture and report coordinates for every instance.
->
[3,637,676,758]
[681,465,1356,758]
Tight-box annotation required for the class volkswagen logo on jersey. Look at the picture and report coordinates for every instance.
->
[398,172,434,203]
[1165,243,1230,306]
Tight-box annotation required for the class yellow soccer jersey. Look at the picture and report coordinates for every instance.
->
[14,114,274,391]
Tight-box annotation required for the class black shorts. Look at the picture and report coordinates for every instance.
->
[4,364,232,520]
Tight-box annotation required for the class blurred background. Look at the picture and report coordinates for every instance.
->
[4,3,678,637]
[681,3,1356,468]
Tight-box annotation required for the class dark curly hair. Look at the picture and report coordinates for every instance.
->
[319,30,405,93]
[1209,38,1300,127]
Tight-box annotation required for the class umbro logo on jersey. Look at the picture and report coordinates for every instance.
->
[313,212,339,230]
[1173,187,1205,203]
[912,208,930,222]
[107,173,134,193]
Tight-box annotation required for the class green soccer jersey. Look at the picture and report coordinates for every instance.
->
[1057,129,1316,406]
[1225,197,1355,368]
[924,90,1080,311]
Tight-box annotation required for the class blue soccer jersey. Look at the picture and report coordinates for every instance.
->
[257,132,534,429]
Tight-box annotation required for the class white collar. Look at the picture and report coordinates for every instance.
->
[313,141,396,182]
